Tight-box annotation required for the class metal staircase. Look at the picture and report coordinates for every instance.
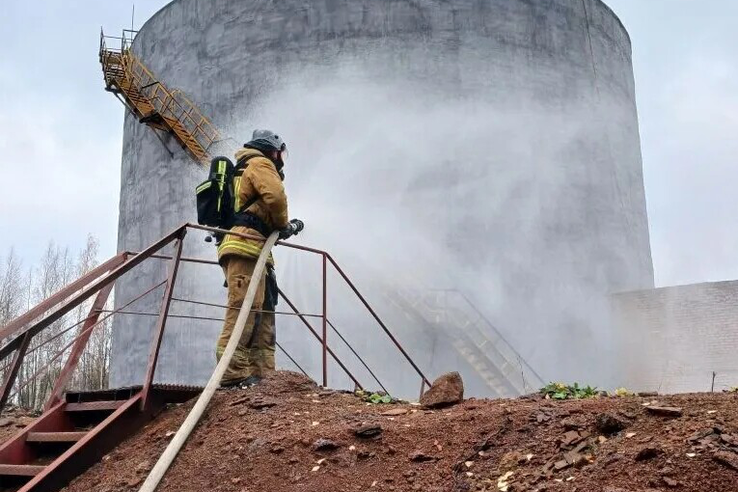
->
[99,30,221,165]
[0,228,200,492]
[393,288,544,397]
[0,223,432,491]
[0,386,197,492]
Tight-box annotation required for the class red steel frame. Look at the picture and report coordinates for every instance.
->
[188,223,431,389]
[0,223,430,417]
[44,284,115,411]
[141,234,185,409]
[322,254,328,387]
[0,254,126,341]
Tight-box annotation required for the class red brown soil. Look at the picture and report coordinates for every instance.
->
[0,407,37,442]
[60,372,738,492]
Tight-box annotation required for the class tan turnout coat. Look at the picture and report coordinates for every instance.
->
[217,148,289,262]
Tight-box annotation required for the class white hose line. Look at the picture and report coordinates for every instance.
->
[139,232,280,492]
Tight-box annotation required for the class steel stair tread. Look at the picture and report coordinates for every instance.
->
[26,431,88,443]
[65,400,126,412]
[0,464,46,477]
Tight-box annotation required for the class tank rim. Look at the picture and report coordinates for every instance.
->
[136,0,632,49]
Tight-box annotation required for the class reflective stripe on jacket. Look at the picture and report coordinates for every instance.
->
[217,148,289,263]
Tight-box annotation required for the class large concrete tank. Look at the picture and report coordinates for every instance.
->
[111,0,653,395]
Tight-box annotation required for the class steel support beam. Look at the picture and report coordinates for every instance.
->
[278,289,362,390]
[0,226,185,363]
[0,331,32,413]
[326,254,431,387]
[0,254,125,342]
[141,235,185,410]
[44,284,115,411]
[322,254,328,387]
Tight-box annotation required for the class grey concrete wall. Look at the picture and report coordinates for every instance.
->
[111,0,653,395]
[612,282,738,393]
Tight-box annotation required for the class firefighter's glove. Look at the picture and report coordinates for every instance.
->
[279,219,304,240]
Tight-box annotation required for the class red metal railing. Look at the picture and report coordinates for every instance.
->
[0,223,430,414]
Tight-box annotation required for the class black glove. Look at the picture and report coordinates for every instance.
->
[278,219,305,239]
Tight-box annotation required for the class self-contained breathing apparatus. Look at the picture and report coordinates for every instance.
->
[195,154,270,244]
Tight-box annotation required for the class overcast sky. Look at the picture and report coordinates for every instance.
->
[0,1,736,288]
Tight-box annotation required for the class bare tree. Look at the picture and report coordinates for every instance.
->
[15,242,73,408]
[1,235,117,410]
[70,236,114,392]
[0,248,25,329]
[0,248,27,408]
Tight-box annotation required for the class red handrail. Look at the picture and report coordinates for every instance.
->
[0,223,430,413]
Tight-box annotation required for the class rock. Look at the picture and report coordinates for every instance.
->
[720,434,738,447]
[635,446,663,461]
[560,418,582,430]
[313,438,340,451]
[638,391,659,397]
[269,445,285,454]
[714,451,738,471]
[559,430,585,447]
[565,452,588,468]
[249,399,277,409]
[248,438,267,451]
[381,408,409,416]
[594,413,628,435]
[500,451,525,468]
[230,396,250,406]
[354,423,383,438]
[0,418,12,428]
[409,450,437,462]
[645,406,683,418]
[663,477,679,488]
[618,409,639,420]
[602,453,625,468]
[419,372,464,409]
[135,460,151,473]
[126,477,142,488]
[687,427,720,443]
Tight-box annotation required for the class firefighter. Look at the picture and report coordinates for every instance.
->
[216,129,304,387]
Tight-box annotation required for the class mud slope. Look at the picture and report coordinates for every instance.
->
[62,372,738,492]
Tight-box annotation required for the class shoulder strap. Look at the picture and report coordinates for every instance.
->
[235,153,264,170]
[235,154,264,213]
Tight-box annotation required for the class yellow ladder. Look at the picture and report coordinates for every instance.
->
[99,30,221,165]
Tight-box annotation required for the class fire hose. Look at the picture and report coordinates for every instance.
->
[138,231,280,492]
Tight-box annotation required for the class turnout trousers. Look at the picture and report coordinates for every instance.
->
[217,255,276,385]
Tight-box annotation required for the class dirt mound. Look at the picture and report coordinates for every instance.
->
[61,372,738,492]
